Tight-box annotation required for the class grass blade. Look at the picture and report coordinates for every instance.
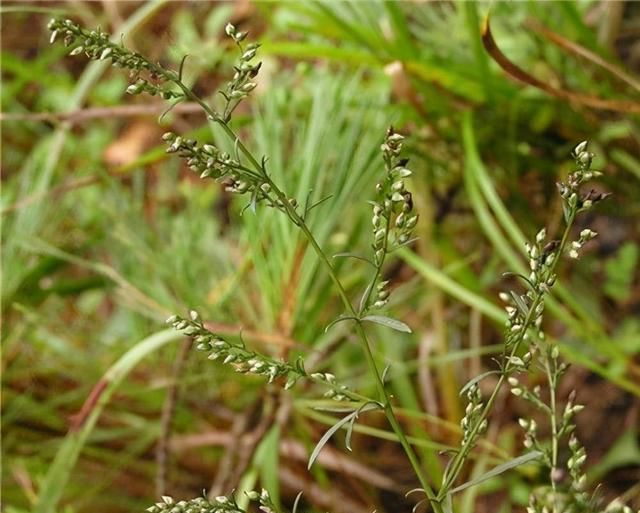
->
[34,329,182,513]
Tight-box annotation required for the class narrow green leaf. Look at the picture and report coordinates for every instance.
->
[332,252,373,265]
[324,315,358,333]
[399,247,505,324]
[34,329,182,513]
[308,409,358,469]
[510,291,530,316]
[308,403,379,469]
[255,426,281,507]
[361,315,412,333]
[450,451,543,494]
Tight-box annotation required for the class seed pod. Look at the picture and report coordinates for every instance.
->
[242,48,257,61]
[391,180,404,192]
[573,141,588,155]
[405,215,418,229]
[578,151,592,167]
[377,280,389,291]
[126,83,142,95]
[377,289,390,300]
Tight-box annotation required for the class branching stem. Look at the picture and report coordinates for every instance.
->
[166,82,444,511]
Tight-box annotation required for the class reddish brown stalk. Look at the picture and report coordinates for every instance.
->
[68,378,108,432]
[156,338,192,497]
[481,15,640,114]
[0,102,202,125]
[525,18,640,93]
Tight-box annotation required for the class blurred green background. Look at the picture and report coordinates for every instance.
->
[2,2,639,513]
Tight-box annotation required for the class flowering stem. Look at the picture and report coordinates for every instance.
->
[175,91,444,511]
[439,209,577,498]
[148,62,442,499]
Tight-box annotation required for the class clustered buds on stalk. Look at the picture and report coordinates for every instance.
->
[499,141,607,364]
[166,313,353,400]
[220,23,262,122]
[159,133,300,212]
[48,18,182,100]
[568,228,598,260]
[146,489,277,513]
[557,141,609,220]
[459,384,486,447]
[510,143,611,513]
[500,225,558,356]
[167,312,296,384]
[160,132,268,200]
[366,128,418,310]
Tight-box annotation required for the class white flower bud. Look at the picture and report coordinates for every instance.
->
[574,141,588,155]
[225,23,236,37]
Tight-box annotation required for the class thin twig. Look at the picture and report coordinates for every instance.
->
[418,332,439,418]
[224,391,277,492]
[481,15,640,113]
[0,102,202,125]
[525,19,640,93]
[208,401,258,498]
[156,338,193,497]
[1,175,100,215]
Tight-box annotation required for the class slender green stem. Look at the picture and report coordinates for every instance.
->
[262,162,443,510]
[358,212,389,316]
[547,358,559,496]
[174,88,444,510]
